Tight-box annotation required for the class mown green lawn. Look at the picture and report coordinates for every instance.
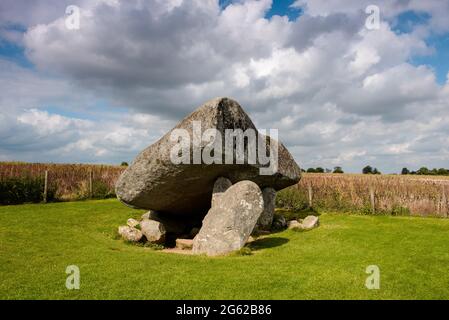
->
[1,199,449,299]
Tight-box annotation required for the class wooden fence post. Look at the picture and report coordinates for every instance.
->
[369,186,375,214]
[43,170,48,203]
[442,185,447,218]
[308,183,313,208]
[89,170,93,199]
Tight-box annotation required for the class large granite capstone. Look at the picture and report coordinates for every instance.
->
[116,97,301,216]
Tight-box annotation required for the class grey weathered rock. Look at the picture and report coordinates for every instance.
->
[127,218,140,228]
[141,210,190,234]
[141,211,151,220]
[211,177,232,207]
[301,215,319,230]
[176,239,193,250]
[192,181,263,256]
[116,97,301,216]
[257,187,276,230]
[118,226,143,242]
[272,214,287,230]
[140,219,166,244]
[287,220,302,230]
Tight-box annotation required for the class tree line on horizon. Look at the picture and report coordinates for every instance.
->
[301,165,449,176]
[401,167,449,176]
[302,167,345,174]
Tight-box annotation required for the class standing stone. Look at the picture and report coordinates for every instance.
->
[140,219,166,244]
[257,187,276,230]
[211,177,232,207]
[118,226,143,242]
[193,181,264,256]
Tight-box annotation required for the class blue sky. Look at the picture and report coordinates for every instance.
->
[264,0,302,21]
[0,24,32,68]
[392,10,449,84]
[1,0,449,173]
[411,34,449,84]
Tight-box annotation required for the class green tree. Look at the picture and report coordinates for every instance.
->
[306,168,316,173]
[333,166,344,174]
[373,168,381,175]
[362,165,373,174]
[121,162,129,167]
[315,167,325,173]
[417,167,430,175]
[401,168,409,175]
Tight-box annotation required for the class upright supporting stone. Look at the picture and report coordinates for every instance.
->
[257,187,276,230]
[211,177,232,207]
[193,181,263,256]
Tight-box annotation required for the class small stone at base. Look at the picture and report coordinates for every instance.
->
[176,239,193,250]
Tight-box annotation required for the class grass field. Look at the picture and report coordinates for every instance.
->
[1,199,449,299]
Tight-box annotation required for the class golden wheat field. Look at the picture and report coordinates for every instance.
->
[0,162,124,201]
[297,173,449,217]
[1,162,448,217]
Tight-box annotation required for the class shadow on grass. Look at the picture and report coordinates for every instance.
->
[248,237,289,251]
